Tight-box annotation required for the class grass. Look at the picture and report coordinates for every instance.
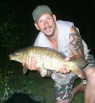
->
[0,61,84,103]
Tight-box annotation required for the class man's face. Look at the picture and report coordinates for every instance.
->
[35,14,56,37]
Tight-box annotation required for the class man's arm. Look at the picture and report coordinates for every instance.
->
[69,26,85,60]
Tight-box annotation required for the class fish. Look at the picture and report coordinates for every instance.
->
[9,46,88,79]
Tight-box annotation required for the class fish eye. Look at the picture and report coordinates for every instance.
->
[16,53,19,56]
[14,52,19,56]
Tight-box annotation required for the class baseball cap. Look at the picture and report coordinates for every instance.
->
[32,5,52,23]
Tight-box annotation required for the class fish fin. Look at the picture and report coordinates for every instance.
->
[71,59,88,79]
[43,67,46,70]
[23,65,27,74]
[41,62,48,70]
[40,68,48,77]
[71,65,85,79]
[74,59,88,68]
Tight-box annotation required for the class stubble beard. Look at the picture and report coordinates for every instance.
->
[44,32,54,37]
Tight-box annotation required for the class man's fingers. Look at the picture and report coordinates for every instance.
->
[55,69,60,72]
[65,57,71,61]
[22,60,25,66]
[56,65,71,74]
[21,57,37,70]
[27,57,37,70]
[31,57,37,70]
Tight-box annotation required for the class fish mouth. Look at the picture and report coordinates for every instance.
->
[9,54,13,60]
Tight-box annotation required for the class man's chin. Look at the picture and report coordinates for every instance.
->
[45,33,53,37]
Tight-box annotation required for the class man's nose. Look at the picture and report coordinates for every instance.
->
[44,20,48,26]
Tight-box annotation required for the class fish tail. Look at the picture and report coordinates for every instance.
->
[72,59,88,79]
[74,59,88,68]
[71,66,85,79]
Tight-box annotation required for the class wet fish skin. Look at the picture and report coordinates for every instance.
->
[9,46,88,79]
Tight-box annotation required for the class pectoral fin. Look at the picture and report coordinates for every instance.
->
[40,67,47,77]
[23,65,27,74]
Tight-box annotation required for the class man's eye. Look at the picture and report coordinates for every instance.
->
[39,20,43,24]
[47,17,50,20]
[46,17,51,21]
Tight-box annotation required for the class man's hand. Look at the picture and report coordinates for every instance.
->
[22,57,37,71]
[56,57,71,74]
[22,57,48,77]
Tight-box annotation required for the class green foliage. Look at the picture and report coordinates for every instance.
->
[0,1,31,93]
[0,2,26,53]
[0,63,54,102]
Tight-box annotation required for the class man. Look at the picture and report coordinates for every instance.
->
[22,5,95,103]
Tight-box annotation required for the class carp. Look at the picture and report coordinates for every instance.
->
[9,46,88,79]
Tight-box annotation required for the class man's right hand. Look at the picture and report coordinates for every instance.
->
[22,57,47,77]
[22,57,37,71]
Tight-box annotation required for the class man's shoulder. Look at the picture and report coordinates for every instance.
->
[56,20,74,32]
[56,20,74,26]
[36,32,45,38]
[33,32,46,46]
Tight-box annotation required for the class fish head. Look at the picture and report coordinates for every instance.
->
[9,49,27,63]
